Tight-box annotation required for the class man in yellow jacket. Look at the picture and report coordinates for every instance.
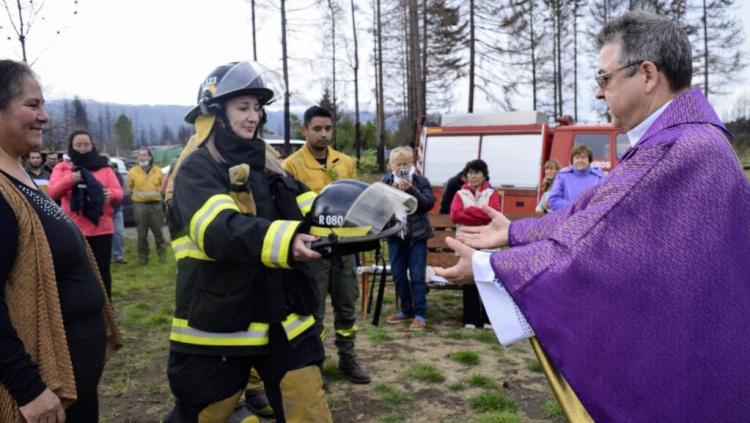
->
[127,147,166,265]
[282,106,370,385]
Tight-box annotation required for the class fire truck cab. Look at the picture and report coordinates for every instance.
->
[414,112,626,218]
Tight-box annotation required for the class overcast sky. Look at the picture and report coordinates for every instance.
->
[1,0,748,121]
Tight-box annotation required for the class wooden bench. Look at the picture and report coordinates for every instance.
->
[425,214,462,290]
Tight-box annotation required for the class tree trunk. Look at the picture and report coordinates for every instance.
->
[702,0,709,98]
[281,0,291,156]
[421,0,427,117]
[530,0,538,111]
[15,0,28,62]
[351,0,361,160]
[407,0,422,146]
[376,0,386,172]
[251,0,258,61]
[573,1,578,121]
[328,0,338,148]
[467,0,475,113]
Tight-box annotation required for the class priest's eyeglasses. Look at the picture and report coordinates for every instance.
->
[595,61,642,89]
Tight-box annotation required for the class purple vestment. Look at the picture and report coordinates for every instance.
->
[490,88,750,422]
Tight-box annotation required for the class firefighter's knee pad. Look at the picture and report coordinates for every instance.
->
[280,365,333,423]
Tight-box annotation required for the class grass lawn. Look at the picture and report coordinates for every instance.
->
[99,238,563,423]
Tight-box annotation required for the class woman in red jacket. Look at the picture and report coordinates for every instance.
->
[449,159,501,329]
[48,130,123,299]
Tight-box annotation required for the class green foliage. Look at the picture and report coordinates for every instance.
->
[444,330,469,340]
[367,326,394,343]
[472,331,498,344]
[474,411,521,423]
[326,394,345,410]
[290,113,305,140]
[404,363,446,383]
[450,351,480,366]
[356,148,380,174]
[322,359,346,381]
[467,374,499,390]
[542,400,564,418]
[112,114,134,152]
[468,393,517,413]
[449,382,466,391]
[378,413,408,423]
[374,384,413,406]
[528,360,543,373]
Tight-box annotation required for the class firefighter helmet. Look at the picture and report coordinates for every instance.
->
[184,61,282,123]
[307,180,418,254]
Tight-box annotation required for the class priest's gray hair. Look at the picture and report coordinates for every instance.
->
[596,11,692,92]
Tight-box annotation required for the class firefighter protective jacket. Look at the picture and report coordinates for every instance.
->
[167,139,319,356]
[127,165,163,203]
[281,144,357,193]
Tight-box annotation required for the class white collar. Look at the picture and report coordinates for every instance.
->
[626,100,672,147]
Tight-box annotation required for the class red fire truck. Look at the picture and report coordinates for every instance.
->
[414,112,628,218]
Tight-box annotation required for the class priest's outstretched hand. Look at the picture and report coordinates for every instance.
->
[456,204,511,249]
[433,237,476,284]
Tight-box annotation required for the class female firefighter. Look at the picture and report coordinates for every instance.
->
[164,61,331,423]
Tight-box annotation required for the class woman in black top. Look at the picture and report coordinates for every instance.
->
[0,60,114,422]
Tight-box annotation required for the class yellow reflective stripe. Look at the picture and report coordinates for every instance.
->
[189,194,240,251]
[335,324,359,338]
[296,191,316,216]
[319,326,328,342]
[282,314,315,340]
[261,220,300,269]
[170,318,269,346]
[171,236,214,261]
[308,225,372,237]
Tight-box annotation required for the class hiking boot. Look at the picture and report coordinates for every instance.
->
[339,358,371,384]
[244,389,274,418]
[409,316,426,331]
[386,312,412,324]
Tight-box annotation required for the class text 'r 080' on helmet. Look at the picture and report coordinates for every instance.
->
[184,61,284,124]
[307,180,417,254]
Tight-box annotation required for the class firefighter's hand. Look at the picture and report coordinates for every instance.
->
[19,388,65,423]
[433,237,475,284]
[293,233,322,261]
[457,205,510,249]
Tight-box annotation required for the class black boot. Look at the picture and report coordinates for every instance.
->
[339,358,371,384]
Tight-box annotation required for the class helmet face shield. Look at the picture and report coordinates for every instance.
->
[308,180,417,251]
[343,182,417,235]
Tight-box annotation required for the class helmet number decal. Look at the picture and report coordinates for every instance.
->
[319,214,344,227]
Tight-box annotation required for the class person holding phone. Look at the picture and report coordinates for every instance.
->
[381,147,435,331]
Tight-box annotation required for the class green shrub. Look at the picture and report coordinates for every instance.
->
[450,351,480,366]
[374,384,413,406]
[404,363,446,383]
[468,393,517,413]
[468,374,499,390]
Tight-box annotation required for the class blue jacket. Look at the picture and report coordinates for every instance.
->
[547,166,604,211]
